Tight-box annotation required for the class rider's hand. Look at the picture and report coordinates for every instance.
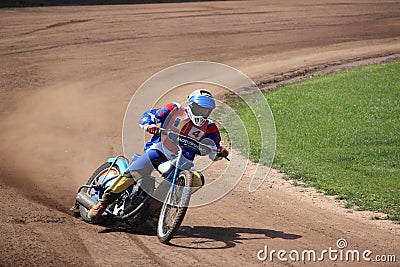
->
[146,125,160,135]
[215,146,229,160]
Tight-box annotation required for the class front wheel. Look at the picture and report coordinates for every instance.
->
[157,170,193,244]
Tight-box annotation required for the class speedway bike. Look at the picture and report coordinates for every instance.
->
[72,128,229,243]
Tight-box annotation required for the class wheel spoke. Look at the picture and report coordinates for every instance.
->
[157,171,192,243]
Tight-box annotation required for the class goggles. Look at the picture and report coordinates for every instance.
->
[189,102,212,118]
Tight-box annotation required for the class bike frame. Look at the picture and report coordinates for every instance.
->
[168,147,185,193]
[74,128,225,219]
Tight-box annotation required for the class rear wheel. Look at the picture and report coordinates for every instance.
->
[79,162,120,222]
[157,170,193,243]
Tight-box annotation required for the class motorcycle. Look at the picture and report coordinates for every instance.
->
[71,128,229,243]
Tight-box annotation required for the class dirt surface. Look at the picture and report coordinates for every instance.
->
[0,0,224,9]
[1,0,400,266]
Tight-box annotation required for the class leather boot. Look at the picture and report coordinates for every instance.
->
[87,172,139,223]
[87,192,119,223]
[87,199,110,223]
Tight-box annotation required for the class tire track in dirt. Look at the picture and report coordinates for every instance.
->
[20,19,93,36]
[0,182,96,266]
[131,232,219,266]
[128,235,171,267]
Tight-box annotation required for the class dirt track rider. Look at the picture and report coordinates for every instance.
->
[72,90,229,243]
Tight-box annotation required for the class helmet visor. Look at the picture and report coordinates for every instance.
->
[189,102,212,118]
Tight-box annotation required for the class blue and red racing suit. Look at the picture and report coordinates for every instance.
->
[124,102,222,187]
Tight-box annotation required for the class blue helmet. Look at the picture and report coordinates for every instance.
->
[187,89,216,126]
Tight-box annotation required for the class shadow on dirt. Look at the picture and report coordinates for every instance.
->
[97,220,158,234]
[1,0,223,8]
[98,224,302,249]
[170,226,302,249]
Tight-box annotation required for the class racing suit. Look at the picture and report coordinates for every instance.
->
[107,102,223,194]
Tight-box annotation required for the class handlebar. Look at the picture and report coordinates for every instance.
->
[158,128,230,161]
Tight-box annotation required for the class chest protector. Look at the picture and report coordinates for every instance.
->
[162,106,209,154]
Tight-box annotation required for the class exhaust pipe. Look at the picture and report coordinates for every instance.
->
[76,192,97,210]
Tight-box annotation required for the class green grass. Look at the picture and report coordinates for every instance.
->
[227,60,400,221]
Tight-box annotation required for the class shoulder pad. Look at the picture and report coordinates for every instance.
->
[207,119,215,125]
[171,102,181,109]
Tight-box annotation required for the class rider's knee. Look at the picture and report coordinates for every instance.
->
[108,171,141,194]
[191,170,204,193]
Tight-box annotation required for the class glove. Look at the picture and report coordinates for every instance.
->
[146,125,160,135]
[215,146,229,160]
